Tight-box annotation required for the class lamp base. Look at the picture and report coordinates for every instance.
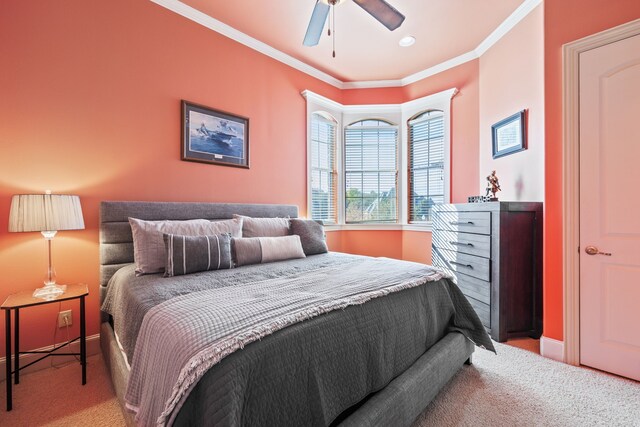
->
[33,284,67,300]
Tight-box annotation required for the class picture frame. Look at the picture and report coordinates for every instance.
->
[491,110,527,159]
[181,100,250,168]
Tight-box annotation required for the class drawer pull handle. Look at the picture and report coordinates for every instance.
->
[450,261,474,269]
[450,221,475,226]
[450,241,474,247]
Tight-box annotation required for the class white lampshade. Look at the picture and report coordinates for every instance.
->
[9,194,85,233]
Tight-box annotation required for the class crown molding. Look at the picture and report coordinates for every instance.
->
[400,51,479,87]
[475,0,542,57]
[151,0,541,90]
[401,88,458,112]
[150,0,343,88]
[301,90,344,110]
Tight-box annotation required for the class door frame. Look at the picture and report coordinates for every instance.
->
[562,18,640,366]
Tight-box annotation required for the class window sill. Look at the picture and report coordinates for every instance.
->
[323,224,432,232]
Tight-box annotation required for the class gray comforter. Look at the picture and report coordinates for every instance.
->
[102,253,494,427]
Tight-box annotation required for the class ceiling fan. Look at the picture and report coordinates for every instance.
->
[303,0,406,48]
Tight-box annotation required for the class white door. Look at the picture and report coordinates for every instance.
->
[579,33,640,381]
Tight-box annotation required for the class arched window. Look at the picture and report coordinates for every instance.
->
[309,112,337,223]
[408,110,445,223]
[344,119,398,223]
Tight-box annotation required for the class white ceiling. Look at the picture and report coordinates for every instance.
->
[152,0,538,87]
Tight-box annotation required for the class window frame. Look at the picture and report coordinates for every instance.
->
[407,110,446,224]
[303,88,456,231]
[309,112,339,224]
[343,118,399,224]
[400,90,454,230]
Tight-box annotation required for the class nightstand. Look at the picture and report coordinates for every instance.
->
[1,283,88,411]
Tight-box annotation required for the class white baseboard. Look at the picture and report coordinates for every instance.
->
[540,336,565,362]
[0,333,100,382]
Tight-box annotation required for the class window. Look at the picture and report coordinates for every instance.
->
[344,119,398,223]
[309,112,337,223]
[303,88,454,229]
[408,110,445,223]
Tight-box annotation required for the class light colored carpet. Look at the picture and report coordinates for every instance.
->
[0,355,125,426]
[0,342,638,426]
[414,342,640,427]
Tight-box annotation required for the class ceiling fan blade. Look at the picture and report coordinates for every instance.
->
[303,1,331,46]
[353,0,405,31]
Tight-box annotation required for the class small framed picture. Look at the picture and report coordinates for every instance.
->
[491,110,527,159]
[181,100,249,168]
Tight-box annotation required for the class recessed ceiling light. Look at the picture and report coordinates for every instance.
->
[399,36,416,47]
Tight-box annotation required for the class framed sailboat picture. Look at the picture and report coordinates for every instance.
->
[181,100,250,168]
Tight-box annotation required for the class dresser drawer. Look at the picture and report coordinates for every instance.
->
[433,211,491,235]
[432,248,490,282]
[456,272,491,304]
[432,230,491,259]
[466,295,491,328]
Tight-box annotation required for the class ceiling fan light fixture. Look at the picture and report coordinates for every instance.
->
[399,36,416,47]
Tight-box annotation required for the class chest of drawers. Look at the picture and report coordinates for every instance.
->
[431,202,543,342]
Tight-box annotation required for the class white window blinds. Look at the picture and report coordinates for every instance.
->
[408,110,445,223]
[310,113,337,223]
[344,120,398,223]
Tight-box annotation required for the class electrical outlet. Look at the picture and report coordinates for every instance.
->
[58,310,72,328]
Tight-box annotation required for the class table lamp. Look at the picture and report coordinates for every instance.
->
[8,192,85,299]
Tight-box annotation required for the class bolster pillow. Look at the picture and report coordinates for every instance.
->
[233,235,306,266]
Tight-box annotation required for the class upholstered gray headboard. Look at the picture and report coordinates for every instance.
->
[99,201,298,312]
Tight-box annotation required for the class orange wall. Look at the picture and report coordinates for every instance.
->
[0,0,529,357]
[402,231,433,264]
[480,5,544,202]
[543,1,640,341]
[329,230,404,260]
[342,87,406,105]
[328,230,431,265]
[0,0,343,356]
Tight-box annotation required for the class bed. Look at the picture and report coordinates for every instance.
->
[99,201,493,427]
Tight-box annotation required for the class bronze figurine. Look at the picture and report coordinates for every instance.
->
[485,170,501,200]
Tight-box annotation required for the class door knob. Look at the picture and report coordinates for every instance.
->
[585,245,612,256]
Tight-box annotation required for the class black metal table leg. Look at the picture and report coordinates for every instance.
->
[5,309,12,411]
[80,296,86,385]
[14,308,19,385]
[2,284,88,410]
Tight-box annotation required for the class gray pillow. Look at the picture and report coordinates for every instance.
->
[233,214,290,238]
[290,219,328,255]
[129,217,242,275]
[232,237,262,266]
[232,235,305,267]
[163,233,233,277]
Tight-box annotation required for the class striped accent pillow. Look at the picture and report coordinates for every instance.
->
[129,217,242,276]
[163,233,233,277]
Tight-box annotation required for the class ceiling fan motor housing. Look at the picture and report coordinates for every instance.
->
[304,0,405,49]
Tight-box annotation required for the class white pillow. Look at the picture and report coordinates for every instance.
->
[232,214,291,238]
